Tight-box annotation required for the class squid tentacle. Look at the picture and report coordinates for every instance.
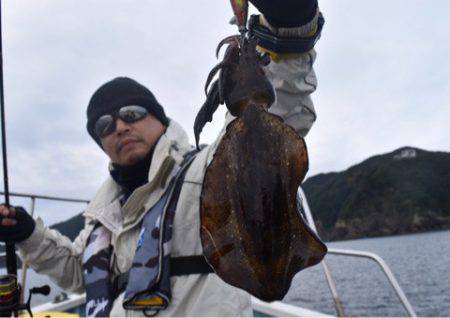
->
[219,43,240,104]
[218,69,225,105]
[204,61,234,96]
[194,80,221,149]
[194,35,244,147]
[216,34,240,58]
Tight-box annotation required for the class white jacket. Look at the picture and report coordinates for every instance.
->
[18,26,319,317]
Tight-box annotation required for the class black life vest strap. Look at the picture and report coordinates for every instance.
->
[165,146,214,276]
[170,256,214,276]
[114,256,214,296]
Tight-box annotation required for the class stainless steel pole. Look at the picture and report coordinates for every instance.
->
[297,187,345,317]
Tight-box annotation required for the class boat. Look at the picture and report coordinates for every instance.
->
[0,189,417,317]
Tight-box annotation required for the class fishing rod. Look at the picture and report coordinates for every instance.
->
[0,2,50,317]
[0,0,19,315]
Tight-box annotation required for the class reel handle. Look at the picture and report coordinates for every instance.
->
[16,284,52,318]
[30,285,50,296]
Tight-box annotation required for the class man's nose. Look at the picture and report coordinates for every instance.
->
[115,118,131,135]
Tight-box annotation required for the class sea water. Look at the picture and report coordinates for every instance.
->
[284,230,450,317]
[20,230,450,316]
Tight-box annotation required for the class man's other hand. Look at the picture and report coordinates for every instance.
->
[0,205,35,243]
[249,0,317,27]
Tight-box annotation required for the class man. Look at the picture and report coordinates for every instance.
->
[0,1,323,316]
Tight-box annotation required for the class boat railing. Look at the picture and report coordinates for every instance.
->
[297,187,417,317]
[30,292,86,315]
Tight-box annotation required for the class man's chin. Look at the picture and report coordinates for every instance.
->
[119,149,150,166]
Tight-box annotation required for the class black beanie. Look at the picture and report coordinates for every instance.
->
[86,77,169,146]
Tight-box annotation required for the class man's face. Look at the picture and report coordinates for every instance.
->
[101,114,166,166]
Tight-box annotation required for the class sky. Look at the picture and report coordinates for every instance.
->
[1,0,449,225]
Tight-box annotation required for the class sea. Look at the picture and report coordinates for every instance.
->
[19,230,450,317]
[284,230,450,317]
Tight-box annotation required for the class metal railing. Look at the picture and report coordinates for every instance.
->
[297,187,345,316]
[0,191,89,204]
[297,187,417,317]
[0,191,89,303]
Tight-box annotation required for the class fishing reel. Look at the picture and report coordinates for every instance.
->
[0,274,50,317]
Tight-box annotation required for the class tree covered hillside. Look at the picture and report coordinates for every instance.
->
[303,147,450,241]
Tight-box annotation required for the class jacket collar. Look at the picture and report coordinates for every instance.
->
[84,119,192,233]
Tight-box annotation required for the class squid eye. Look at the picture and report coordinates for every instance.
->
[259,53,271,66]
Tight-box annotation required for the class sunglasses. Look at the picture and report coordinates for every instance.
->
[94,105,148,138]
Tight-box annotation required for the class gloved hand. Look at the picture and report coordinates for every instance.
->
[249,0,318,28]
[0,205,35,243]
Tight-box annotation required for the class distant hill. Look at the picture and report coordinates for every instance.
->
[303,147,450,241]
[50,213,85,241]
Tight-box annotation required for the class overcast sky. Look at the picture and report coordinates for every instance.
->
[1,0,449,225]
